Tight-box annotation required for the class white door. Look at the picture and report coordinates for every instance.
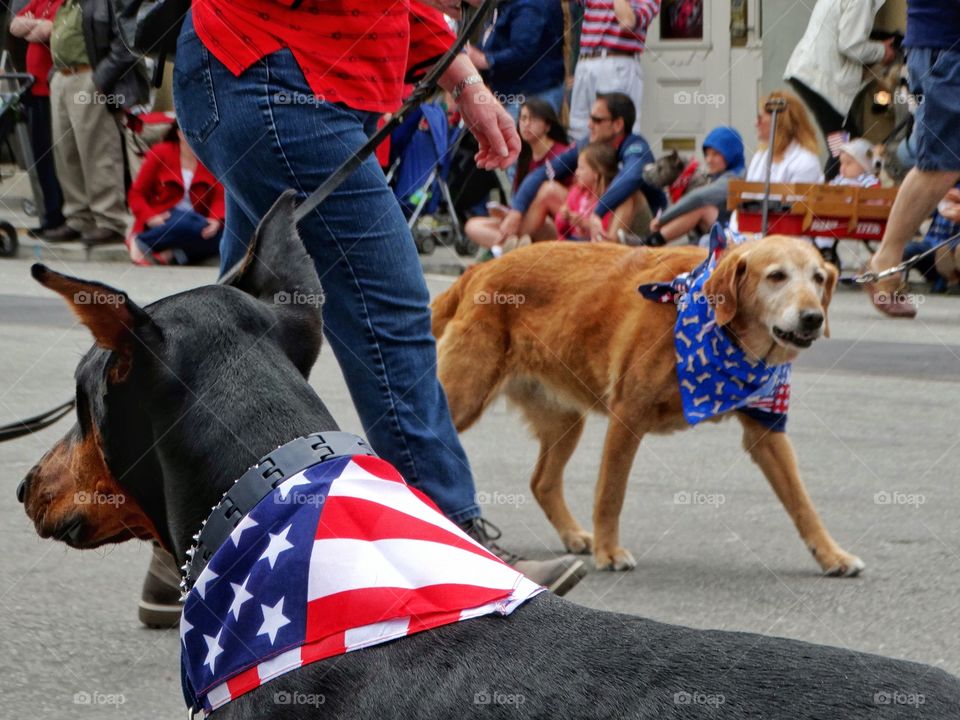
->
[640,0,762,156]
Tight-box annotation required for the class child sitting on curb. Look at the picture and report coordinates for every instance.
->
[554,142,619,242]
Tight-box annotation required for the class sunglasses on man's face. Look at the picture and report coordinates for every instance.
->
[589,114,613,124]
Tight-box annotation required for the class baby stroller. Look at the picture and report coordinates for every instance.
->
[386,102,475,256]
[0,65,43,258]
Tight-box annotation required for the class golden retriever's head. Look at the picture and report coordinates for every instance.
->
[703,235,837,364]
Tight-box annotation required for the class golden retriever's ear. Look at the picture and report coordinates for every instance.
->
[821,263,838,338]
[703,250,747,326]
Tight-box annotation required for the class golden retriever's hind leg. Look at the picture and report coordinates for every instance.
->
[506,384,592,554]
[436,320,505,433]
[738,414,865,577]
[593,414,643,571]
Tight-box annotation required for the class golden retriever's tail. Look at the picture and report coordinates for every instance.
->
[431,266,478,339]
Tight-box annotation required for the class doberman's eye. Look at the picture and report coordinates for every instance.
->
[766,270,787,282]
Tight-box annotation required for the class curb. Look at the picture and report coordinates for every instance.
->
[10,231,472,277]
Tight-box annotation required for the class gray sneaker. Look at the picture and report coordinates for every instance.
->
[460,517,587,597]
[138,543,183,629]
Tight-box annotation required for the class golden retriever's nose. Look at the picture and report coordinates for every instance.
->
[799,310,824,333]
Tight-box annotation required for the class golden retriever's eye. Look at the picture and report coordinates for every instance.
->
[766,270,787,282]
[813,272,826,285]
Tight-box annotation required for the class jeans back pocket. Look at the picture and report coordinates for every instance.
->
[173,16,220,144]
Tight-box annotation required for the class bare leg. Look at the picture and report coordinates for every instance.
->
[738,415,864,576]
[607,195,638,242]
[520,181,568,238]
[465,216,504,249]
[659,205,719,242]
[872,168,960,273]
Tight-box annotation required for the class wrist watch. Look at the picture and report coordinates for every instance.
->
[452,74,483,101]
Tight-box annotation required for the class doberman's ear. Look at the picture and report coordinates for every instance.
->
[222,189,325,307]
[32,265,153,363]
[703,248,748,327]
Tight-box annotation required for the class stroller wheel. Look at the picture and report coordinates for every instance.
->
[454,236,478,257]
[415,233,436,255]
[21,198,37,217]
[0,221,19,258]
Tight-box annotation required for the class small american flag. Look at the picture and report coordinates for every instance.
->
[181,455,543,713]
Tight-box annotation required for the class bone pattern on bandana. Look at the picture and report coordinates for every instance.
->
[180,455,543,714]
[638,225,790,431]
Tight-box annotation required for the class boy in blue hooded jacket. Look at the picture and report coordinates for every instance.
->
[644,126,745,246]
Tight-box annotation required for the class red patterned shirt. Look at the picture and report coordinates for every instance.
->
[191,0,455,113]
[579,0,660,55]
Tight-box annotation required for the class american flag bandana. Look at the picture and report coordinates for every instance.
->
[638,225,790,431]
[180,454,543,713]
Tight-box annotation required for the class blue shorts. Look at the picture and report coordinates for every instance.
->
[907,47,960,172]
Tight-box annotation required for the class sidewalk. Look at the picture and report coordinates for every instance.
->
[0,167,473,275]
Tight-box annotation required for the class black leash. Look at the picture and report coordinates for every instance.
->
[0,399,76,442]
[4,3,497,444]
[293,1,495,222]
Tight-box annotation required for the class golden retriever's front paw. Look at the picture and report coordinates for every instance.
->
[594,546,636,571]
[560,529,593,554]
[817,548,865,577]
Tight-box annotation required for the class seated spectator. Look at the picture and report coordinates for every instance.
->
[555,142,619,241]
[500,92,666,244]
[465,99,571,256]
[644,126,745,246]
[127,125,225,266]
[466,0,565,119]
[903,187,960,293]
[732,90,823,235]
[829,138,880,188]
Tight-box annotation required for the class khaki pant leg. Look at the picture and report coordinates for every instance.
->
[49,72,95,232]
[65,73,129,235]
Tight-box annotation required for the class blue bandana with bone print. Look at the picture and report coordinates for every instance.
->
[639,225,790,431]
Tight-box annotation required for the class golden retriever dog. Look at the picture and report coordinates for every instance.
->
[432,236,865,576]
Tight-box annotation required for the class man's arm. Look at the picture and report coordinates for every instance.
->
[595,140,666,217]
[511,142,580,213]
[614,0,660,31]
[837,0,886,65]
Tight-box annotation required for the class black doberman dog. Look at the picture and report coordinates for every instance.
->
[20,193,960,718]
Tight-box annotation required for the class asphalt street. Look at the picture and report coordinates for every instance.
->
[1,255,959,718]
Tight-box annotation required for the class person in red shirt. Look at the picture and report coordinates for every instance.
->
[126,124,225,265]
[9,0,67,237]
[172,0,586,600]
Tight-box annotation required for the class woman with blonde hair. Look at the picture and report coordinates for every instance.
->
[745,90,822,185]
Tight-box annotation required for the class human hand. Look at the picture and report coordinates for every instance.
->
[201,218,222,239]
[944,188,960,204]
[588,214,607,242]
[649,216,661,233]
[498,210,522,240]
[939,202,960,224]
[145,212,170,228]
[458,83,520,170]
[881,38,896,65]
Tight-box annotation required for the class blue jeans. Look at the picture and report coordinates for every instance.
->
[173,13,480,523]
[136,207,220,264]
[907,47,960,172]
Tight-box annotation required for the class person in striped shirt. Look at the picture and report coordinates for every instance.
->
[568,0,660,141]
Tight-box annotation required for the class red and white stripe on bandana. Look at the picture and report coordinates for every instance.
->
[181,455,543,713]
